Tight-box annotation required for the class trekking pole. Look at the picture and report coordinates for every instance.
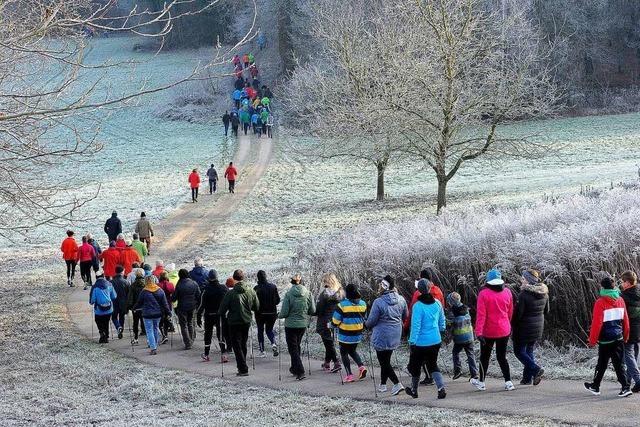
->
[128,312,134,353]
[220,317,225,378]
[278,318,282,381]
[333,328,344,386]
[305,320,312,377]
[170,311,174,349]
[367,331,378,398]
[250,319,255,370]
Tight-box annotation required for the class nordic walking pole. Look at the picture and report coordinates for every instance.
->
[333,328,344,386]
[128,312,134,353]
[170,311,174,349]
[367,331,378,398]
[278,318,282,381]
[250,318,256,370]
[220,317,225,378]
[305,320,312,377]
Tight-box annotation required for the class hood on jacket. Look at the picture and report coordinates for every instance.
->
[521,283,549,298]
[380,290,399,305]
[451,304,469,316]
[289,284,308,298]
[417,293,436,305]
[233,282,247,293]
[144,282,160,293]
[95,278,110,290]
[486,283,505,292]
[600,288,621,301]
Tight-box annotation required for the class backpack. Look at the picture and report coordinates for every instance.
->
[95,286,112,311]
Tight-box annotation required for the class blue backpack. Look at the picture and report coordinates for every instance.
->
[95,287,112,311]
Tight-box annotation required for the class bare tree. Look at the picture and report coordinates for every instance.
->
[282,0,406,201]
[0,0,256,238]
[387,0,562,213]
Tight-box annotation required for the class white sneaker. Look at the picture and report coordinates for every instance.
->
[378,384,388,393]
[391,383,404,396]
[505,381,516,391]
[257,351,267,358]
[470,378,486,391]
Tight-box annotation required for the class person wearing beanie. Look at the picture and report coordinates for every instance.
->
[157,271,176,343]
[620,271,640,392]
[115,233,127,249]
[405,278,447,400]
[131,233,148,262]
[254,270,281,358]
[585,275,631,397]
[197,269,230,362]
[332,283,368,383]
[103,211,122,244]
[61,230,79,287]
[512,269,550,386]
[99,241,120,280]
[173,268,202,350]
[89,272,117,344]
[135,212,154,255]
[165,263,179,286]
[152,260,165,279]
[316,273,344,373]
[134,275,170,355]
[118,242,142,276]
[446,292,478,381]
[218,269,260,376]
[365,275,408,395]
[471,268,515,392]
[127,269,147,343]
[110,265,129,340]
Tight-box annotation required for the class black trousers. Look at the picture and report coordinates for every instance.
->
[160,312,174,337]
[80,261,93,285]
[232,124,239,136]
[95,314,111,340]
[224,122,229,136]
[229,323,250,373]
[132,311,146,339]
[228,180,235,193]
[203,314,227,355]
[339,342,364,376]
[111,307,125,330]
[191,187,199,202]
[243,122,249,135]
[177,309,196,347]
[209,180,217,194]
[256,313,277,352]
[65,260,76,280]
[286,327,306,375]
[377,350,399,385]
[479,336,511,382]
[593,340,628,388]
[322,337,338,363]
[408,344,441,377]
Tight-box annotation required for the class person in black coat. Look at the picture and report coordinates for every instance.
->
[253,270,281,357]
[173,269,202,350]
[512,269,549,386]
[197,269,230,362]
[103,211,122,243]
[620,270,640,392]
[110,265,129,339]
[222,111,231,136]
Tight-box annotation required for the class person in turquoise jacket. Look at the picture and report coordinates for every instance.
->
[405,279,447,400]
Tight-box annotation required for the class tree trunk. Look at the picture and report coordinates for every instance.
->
[436,176,447,214]
[376,163,385,201]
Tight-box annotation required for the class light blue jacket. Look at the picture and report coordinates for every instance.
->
[365,291,408,351]
[90,278,117,315]
[409,295,445,347]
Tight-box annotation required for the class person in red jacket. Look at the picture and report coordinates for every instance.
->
[77,235,96,290]
[119,244,142,275]
[61,230,79,287]
[585,276,632,397]
[99,241,121,279]
[189,168,201,202]
[224,162,238,194]
[152,260,165,279]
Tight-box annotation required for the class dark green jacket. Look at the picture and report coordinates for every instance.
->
[279,284,316,328]
[217,281,259,325]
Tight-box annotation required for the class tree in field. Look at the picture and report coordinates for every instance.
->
[282,0,406,201]
[390,0,562,213]
[0,0,255,238]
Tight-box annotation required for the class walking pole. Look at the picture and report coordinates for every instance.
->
[333,328,344,386]
[278,318,282,382]
[220,317,225,378]
[170,311,174,349]
[128,312,134,353]
[366,332,378,398]
[250,319,255,370]
[304,320,312,377]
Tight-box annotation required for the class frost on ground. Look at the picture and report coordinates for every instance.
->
[0,273,570,427]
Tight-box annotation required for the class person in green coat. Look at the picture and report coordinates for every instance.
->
[218,270,259,376]
[279,274,316,380]
[131,233,148,262]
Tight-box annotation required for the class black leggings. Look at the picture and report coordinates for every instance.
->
[132,311,146,339]
[339,342,363,376]
[479,336,511,382]
[65,260,76,280]
[376,350,399,385]
[322,338,338,363]
[80,261,93,285]
[408,344,441,377]
[191,187,199,201]
[203,314,227,355]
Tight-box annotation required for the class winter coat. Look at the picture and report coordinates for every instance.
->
[254,281,280,315]
[77,242,95,263]
[316,288,344,340]
[222,113,231,125]
[207,167,219,182]
[403,286,445,331]
[365,291,408,351]
[589,288,630,346]
[104,213,122,242]
[197,280,228,322]
[188,172,200,189]
[622,285,640,343]
[110,274,129,312]
[189,266,209,290]
[167,270,179,286]
[61,237,78,261]
[118,247,141,275]
[332,298,367,344]
[135,218,153,239]
[279,284,316,328]
[225,166,238,181]
[512,283,550,343]
[99,248,120,278]
[218,281,259,326]
[158,279,175,305]
[127,277,145,312]
[233,89,243,101]
[475,284,514,339]
[173,278,202,313]
[134,283,170,319]
[447,304,474,344]
[90,278,117,316]
[409,293,445,347]
[152,266,164,279]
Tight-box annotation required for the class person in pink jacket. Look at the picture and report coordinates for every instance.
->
[77,235,96,290]
[470,268,515,392]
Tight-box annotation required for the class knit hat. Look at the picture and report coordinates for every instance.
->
[208,269,218,281]
[166,263,176,272]
[417,278,431,295]
[345,283,361,300]
[486,268,504,285]
[522,269,540,285]
[446,292,462,307]
[601,276,615,289]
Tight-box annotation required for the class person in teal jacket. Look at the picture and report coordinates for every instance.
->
[405,279,447,400]
[279,274,316,380]
[239,109,250,135]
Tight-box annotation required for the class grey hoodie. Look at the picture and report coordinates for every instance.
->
[365,291,408,351]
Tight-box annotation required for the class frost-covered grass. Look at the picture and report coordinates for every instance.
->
[0,273,571,426]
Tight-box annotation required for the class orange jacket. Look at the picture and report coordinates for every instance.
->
[242,54,249,63]
[60,237,78,261]
[100,248,121,278]
[118,247,141,275]
[189,172,201,189]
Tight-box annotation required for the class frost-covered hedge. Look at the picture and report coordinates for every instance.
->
[293,187,640,344]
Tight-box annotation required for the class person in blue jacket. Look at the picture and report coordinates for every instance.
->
[189,258,209,291]
[89,272,118,344]
[232,89,242,109]
[134,276,170,355]
[405,278,447,400]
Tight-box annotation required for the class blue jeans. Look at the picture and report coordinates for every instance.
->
[624,342,640,385]
[143,317,161,350]
[514,341,540,382]
[452,342,478,378]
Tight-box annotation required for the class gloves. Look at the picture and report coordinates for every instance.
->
[477,336,486,346]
